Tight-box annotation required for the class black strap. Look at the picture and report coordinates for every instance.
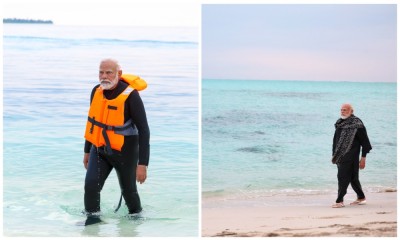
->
[114,194,123,213]
[88,117,134,132]
[101,127,113,155]
[88,117,134,155]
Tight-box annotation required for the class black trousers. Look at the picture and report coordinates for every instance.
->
[336,158,365,203]
[84,144,142,214]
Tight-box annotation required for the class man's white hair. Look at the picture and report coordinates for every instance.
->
[342,103,354,113]
[100,58,121,71]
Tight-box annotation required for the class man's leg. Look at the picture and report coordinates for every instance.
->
[336,161,352,203]
[350,158,366,200]
[84,147,113,213]
[113,138,142,214]
[113,160,142,213]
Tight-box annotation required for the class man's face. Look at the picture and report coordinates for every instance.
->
[341,105,352,119]
[99,61,120,90]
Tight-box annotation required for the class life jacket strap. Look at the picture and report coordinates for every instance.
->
[114,194,123,213]
[87,117,137,155]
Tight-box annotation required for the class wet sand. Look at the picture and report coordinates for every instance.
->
[202,191,396,237]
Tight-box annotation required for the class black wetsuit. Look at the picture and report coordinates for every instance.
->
[84,80,150,214]
[332,121,371,203]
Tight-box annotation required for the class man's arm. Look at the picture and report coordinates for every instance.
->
[359,127,372,157]
[128,90,150,166]
[128,90,150,183]
[358,127,372,170]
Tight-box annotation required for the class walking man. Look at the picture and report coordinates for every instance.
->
[331,103,372,208]
[82,58,150,221]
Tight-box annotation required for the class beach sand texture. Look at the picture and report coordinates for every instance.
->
[202,191,396,237]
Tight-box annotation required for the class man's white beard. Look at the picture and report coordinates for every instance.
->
[341,115,350,119]
[100,80,114,90]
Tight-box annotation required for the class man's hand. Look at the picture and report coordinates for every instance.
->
[359,157,366,170]
[136,165,147,184]
[83,153,90,169]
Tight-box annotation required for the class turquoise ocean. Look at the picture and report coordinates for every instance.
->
[202,79,396,203]
[3,24,198,237]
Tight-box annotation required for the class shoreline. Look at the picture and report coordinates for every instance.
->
[202,191,397,237]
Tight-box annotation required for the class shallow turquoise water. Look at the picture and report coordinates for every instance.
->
[202,79,396,199]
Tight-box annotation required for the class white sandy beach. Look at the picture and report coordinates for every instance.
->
[202,191,396,237]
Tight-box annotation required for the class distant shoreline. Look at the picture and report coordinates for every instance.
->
[3,18,53,24]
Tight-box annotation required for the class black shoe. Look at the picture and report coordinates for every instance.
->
[128,208,142,215]
[76,215,102,226]
[127,209,143,220]
[84,216,102,226]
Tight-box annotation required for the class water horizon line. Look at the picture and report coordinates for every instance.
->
[202,78,396,84]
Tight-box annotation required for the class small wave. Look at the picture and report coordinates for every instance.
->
[92,38,197,46]
[155,92,196,97]
[366,186,397,193]
[203,187,397,201]
[4,35,197,47]
[202,189,226,198]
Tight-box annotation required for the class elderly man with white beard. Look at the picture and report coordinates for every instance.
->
[331,103,372,208]
[81,59,150,224]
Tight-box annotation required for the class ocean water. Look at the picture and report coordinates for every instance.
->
[202,79,396,202]
[3,24,198,237]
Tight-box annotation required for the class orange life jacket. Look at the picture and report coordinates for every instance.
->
[120,74,147,91]
[84,75,146,154]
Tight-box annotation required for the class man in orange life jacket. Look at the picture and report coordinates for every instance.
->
[83,58,150,216]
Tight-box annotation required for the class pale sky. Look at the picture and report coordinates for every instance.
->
[202,4,397,82]
[2,1,398,82]
[3,0,199,27]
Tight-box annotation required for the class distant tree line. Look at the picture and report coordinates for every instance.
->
[3,18,53,24]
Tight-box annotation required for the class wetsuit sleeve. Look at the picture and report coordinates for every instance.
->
[84,85,99,153]
[84,141,92,153]
[128,91,150,166]
[358,127,372,157]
